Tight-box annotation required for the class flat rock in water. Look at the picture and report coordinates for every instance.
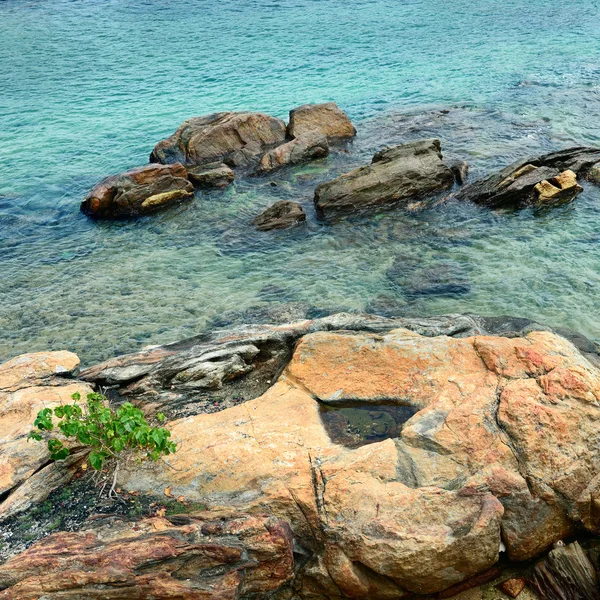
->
[287,101,356,143]
[456,146,600,207]
[252,200,306,231]
[185,162,234,188]
[80,163,193,218]
[314,139,455,218]
[149,111,286,169]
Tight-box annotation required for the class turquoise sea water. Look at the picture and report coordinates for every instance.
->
[1,0,600,365]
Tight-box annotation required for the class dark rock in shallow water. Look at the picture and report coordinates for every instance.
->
[314,139,455,218]
[185,162,234,188]
[252,200,306,231]
[255,132,329,174]
[149,111,287,170]
[456,146,600,207]
[386,255,470,299]
[80,163,194,218]
[287,101,356,143]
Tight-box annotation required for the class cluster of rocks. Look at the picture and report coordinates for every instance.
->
[81,102,355,218]
[1,312,599,598]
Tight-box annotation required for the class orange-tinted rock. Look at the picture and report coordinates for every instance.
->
[150,112,286,169]
[81,163,193,218]
[287,102,356,143]
[0,352,93,519]
[0,513,294,599]
[498,577,526,598]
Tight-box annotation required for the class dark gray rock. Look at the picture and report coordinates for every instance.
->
[314,139,455,218]
[456,146,600,208]
[450,160,469,185]
[252,200,306,231]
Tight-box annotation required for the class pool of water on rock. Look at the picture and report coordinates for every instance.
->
[319,404,418,448]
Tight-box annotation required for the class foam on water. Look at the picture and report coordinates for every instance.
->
[1,0,599,364]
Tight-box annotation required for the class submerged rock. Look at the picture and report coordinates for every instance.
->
[287,102,356,143]
[456,146,600,207]
[149,111,287,170]
[314,139,455,218]
[252,200,306,231]
[80,163,193,218]
[185,162,234,188]
[256,132,329,174]
[0,513,294,599]
[0,351,93,519]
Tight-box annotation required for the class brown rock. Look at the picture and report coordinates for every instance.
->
[81,163,193,218]
[256,133,329,173]
[498,577,526,598]
[287,102,356,143]
[314,139,455,218]
[0,513,294,599]
[533,169,582,204]
[150,112,286,169]
[0,352,93,519]
[252,200,306,231]
[186,162,235,188]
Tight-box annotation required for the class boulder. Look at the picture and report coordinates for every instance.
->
[252,200,306,231]
[456,146,600,207]
[186,162,234,188]
[102,320,600,596]
[150,112,287,170]
[0,513,294,599]
[287,102,356,143]
[0,352,93,519]
[256,133,329,174]
[450,160,470,185]
[314,139,455,218]
[533,169,583,205]
[80,163,193,218]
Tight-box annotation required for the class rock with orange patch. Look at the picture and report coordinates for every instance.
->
[0,513,293,599]
[0,351,93,519]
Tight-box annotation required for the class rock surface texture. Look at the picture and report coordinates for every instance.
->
[256,133,329,174]
[456,146,600,207]
[252,200,307,231]
[72,312,600,598]
[186,162,235,188]
[80,163,194,218]
[287,102,357,143]
[314,139,455,218]
[0,513,294,599]
[0,352,92,519]
[150,112,287,170]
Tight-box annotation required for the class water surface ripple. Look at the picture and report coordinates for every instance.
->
[1,0,599,364]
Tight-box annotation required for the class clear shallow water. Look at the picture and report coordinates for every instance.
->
[1,0,600,365]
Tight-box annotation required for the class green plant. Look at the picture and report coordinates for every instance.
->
[28,392,176,495]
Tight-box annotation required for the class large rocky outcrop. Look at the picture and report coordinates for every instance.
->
[0,352,93,519]
[314,139,455,218]
[80,163,194,218]
[150,112,287,170]
[0,513,294,599]
[73,313,600,597]
[287,102,356,143]
[456,146,600,208]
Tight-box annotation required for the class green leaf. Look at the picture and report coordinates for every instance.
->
[71,391,81,401]
[89,451,104,471]
[156,413,166,422]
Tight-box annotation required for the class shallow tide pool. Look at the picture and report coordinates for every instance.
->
[1,0,599,365]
